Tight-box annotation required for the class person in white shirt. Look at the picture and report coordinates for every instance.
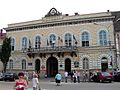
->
[32,74,40,90]
[77,71,80,83]
[73,71,77,83]
[64,71,68,83]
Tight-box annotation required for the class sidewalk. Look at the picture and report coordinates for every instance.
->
[40,77,55,82]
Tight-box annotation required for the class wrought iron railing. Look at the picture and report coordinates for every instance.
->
[23,46,78,53]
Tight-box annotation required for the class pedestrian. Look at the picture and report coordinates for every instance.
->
[14,72,28,90]
[85,70,89,82]
[77,71,80,83]
[64,71,68,83]
[55,72,62,86]
[70,71,74,82]
[73,71,77,83]
[82,71,86,82]
[32,74,40,90]
[89,71,93,82]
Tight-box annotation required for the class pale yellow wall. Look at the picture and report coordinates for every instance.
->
[5,11,116,73]
[7,21,114,51]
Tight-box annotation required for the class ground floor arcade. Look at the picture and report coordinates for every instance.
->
[4,50,114,77]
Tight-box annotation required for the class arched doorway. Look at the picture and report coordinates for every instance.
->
[35,59,40,73]
[101,57,108,72]
[46,57,58,77]
[65,58,71,74]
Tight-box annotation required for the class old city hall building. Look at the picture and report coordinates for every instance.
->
[3,8,120,77]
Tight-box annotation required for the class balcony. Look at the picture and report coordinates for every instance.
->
[23,46,78,54]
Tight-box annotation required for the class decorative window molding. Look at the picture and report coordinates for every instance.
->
[22,59,26,70]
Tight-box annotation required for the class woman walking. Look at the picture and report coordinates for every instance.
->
[14,72,28,90]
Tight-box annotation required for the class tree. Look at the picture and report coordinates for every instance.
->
[0,37,11,72]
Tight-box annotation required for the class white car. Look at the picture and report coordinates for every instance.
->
[0,72,3,81]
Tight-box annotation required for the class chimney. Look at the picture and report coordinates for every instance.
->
[65,14,69,16]
[75,12,79,15]
[107,10,110,12]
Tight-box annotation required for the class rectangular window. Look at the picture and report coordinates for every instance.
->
[82,41,89,47]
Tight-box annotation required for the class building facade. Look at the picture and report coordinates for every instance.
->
[113,11,120,70]
[4,8,118,77]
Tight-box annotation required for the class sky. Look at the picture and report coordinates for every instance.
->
[0,0,120,29]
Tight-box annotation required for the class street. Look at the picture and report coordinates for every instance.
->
[0,80,120,90]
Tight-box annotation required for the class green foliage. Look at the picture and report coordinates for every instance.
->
[0,37,11,72]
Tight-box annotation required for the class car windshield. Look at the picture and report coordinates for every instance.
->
[116,72,120,75]
[5,73,13,75]
[102,72,110,76]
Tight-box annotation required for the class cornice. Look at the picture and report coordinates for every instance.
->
[5,15,115,32]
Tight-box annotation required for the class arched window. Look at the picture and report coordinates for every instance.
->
[65,33,72,46]
[22,60,26,70]
[81,32,89,47]
[99,30,107,46]
[9,60,13,69]
[11,38,15,51]
[49,34,56,47]
[22,37,27,49]
[35,36,41,49]
[83,58,89,70]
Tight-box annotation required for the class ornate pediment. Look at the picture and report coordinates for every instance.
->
[45,8,62,17]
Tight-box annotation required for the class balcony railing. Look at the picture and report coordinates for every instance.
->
[23,46,78,53]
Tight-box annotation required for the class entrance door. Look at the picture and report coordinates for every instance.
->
[101,63,108,72]
[35,59,40,73]
[46,57,58,77]
[101,57,108,72]
[65,58,71,75]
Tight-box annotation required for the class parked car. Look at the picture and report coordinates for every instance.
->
[4,72,18,81]
[113,71,120,82]
[91,72,112,83]
[0,72,4,81]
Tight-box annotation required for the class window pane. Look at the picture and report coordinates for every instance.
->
[22,37,27,49]
[99,31,107,46]
[65,33,72,46]
[82,32,89,47]
[83,58,89,69]
[22,60,26,70]
[35,36,41,49]
[11,38,15,51]
[9,60,13,69]
[49,34,56,47]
